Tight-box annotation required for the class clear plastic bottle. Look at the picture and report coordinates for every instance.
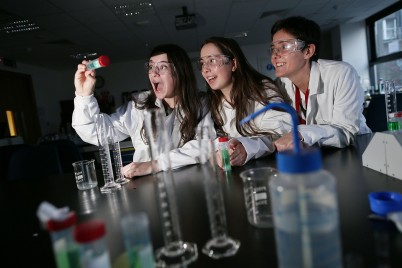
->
[120,213,156,268]
[47,211,80,268]
[218,137,231,172]
[270,149,343,268]
[239,101,343,268]
[73,219,111,268]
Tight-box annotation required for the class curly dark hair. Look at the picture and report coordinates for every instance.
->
[201,36,287,136]
[136,44,201,146]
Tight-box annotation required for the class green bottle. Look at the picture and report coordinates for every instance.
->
[47,212,80,268]
[218,137,232,172]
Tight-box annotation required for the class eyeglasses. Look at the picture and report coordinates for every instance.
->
[270,39,306,56]
[197,54,232,70]
[145,61,174,75]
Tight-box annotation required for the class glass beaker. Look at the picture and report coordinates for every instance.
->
[94,114,121,193]
[240,167,277,228]
[72,159,98,190]
[198,125,240,259]
[143,109,198,267]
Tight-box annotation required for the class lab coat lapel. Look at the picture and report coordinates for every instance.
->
[306,61,324,124]
[154,98,176,148]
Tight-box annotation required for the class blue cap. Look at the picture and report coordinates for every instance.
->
[276,148,322,174]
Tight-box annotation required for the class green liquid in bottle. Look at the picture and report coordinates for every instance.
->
[388,121,400,131]
[55,248,81,268]
[221,148,231,172]
[127,245,155,268]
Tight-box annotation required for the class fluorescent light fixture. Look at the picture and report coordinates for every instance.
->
[135,20,151,26]
[114,1,154,17]
[0,19,39,34]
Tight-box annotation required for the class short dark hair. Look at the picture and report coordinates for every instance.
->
[271,16,321,61]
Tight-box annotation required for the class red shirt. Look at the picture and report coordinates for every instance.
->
[295,85,309,124]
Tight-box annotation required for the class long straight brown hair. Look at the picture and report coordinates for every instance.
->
[136,44,201,146]
[201,36,287,136]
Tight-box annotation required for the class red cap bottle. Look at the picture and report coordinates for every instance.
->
[86,55,110,70]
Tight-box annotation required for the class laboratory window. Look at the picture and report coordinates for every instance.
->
[367,1,402,90]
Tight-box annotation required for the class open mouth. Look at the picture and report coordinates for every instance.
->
[153,82,162,92]
[206,75,217,83]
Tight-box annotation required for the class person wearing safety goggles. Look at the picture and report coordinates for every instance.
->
[270,16,371,151]
[73,44,211,178]
[199,36,292,168]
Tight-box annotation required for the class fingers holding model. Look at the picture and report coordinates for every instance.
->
[228,139,246,166]
[74,60,96,97]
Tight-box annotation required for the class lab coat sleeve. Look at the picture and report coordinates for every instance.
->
[237,109,292,164]
[235,136,275,164]
[158,112,215,171]
[300,64,363,148]
[298,124,349,148]
[72,93,134,146]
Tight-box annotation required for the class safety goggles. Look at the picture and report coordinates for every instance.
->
[145,61,174,75]
[197,54,232,70]
[270,39,306,56]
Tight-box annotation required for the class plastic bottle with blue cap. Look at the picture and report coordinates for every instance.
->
[241,103,343,268]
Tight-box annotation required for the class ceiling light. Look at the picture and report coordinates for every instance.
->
[260,9,288,19]
[135,20,151,26]
[114,1,154,17]
[0,19,39,34]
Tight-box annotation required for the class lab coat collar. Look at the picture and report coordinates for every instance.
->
[308,60,324,96]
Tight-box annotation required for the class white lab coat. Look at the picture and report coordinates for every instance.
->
[276,59,371,148]
[220,88,293,163]
[72,91,212,170]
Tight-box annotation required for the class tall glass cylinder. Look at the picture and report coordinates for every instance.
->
[143,109,198,267]
[94,114,121,193]
[384,80,401,131]
[198,125,240,259]
[108,126,129,185]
